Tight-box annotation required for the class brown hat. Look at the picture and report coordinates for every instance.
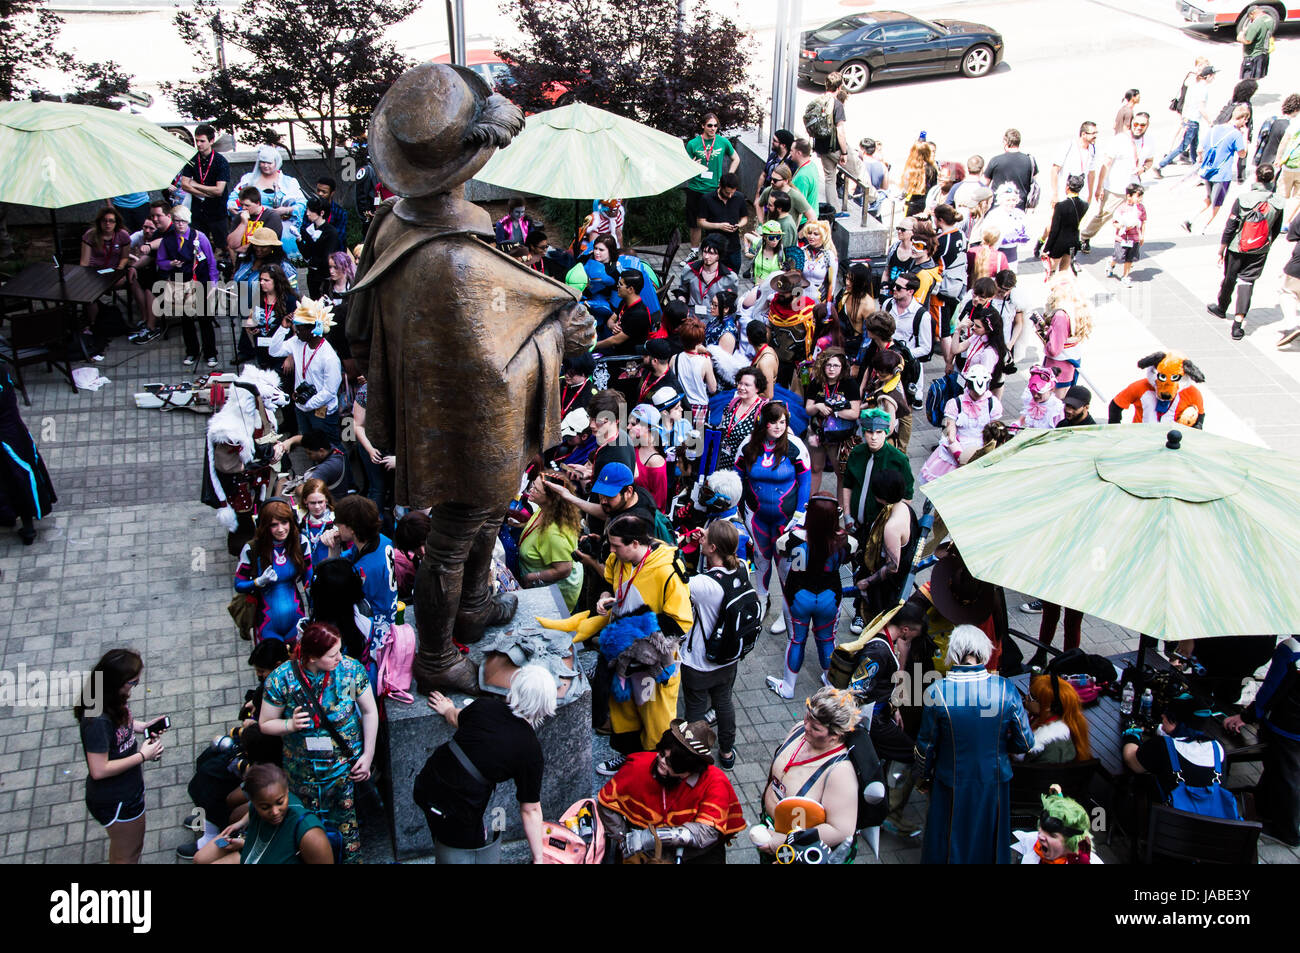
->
[668,719,716,760]
[369,62,525,198]
[928,547,995,625]
[769,267,810,295]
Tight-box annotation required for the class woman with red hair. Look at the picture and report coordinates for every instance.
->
[259,622,379,863]
[1021,674,1092,764]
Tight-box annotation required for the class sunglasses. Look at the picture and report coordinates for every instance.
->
[704,123,718,128]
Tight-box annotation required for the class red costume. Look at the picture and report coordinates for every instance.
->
[598,752,746,836]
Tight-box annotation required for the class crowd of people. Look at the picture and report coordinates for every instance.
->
[65,40,1300,865]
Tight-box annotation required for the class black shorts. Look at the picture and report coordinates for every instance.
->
[683,189,709,229]
[1113,243,1140,264]
[87,792,146,827]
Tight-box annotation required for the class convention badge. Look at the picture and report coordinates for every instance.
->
[304,734,334,753]
[700,170,713,180]
[256,337,275,347]
[695,305,708,315]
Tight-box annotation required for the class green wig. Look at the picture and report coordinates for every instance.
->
[1039,787,1090,853]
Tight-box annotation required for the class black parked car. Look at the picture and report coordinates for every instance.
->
[799,10,1004,93]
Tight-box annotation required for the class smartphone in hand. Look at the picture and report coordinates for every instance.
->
[146,716,170,736]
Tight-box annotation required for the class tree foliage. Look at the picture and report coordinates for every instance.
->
[497,0,762,139]
[0,0,132,106]
[165,0,417,177]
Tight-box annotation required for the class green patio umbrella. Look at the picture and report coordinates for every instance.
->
[473,102,705,199]
[921,423,1300,642]
[0,100,193,209]
[0,100,194,266]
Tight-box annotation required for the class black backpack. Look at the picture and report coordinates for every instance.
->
[845,724,889,830]
[699,566,762,665]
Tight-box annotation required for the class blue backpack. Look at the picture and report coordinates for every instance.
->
[925,371,961,427]
[1162,736,1241,820]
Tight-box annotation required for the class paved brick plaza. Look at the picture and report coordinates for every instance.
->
[3,257,1298,865]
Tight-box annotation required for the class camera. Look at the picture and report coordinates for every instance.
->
[293,381,318,405]
[576,534,601,559]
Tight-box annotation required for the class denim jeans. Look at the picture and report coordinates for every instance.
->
[295,407,342,452]
[1158,120,1199,169]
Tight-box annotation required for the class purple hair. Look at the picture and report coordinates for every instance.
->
[329,251,355,287]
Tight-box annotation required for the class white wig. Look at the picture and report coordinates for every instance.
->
[508,664,558,728]
[706,469,743,507]
[946,624,993,667]
[256,144,283,170]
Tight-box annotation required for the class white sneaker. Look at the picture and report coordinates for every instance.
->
[182,355,197,367]
[770,614,787,635]
[765,675,794,699]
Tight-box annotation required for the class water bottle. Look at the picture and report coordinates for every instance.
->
[1120,682,1135,716]
[1140,688,1154,721]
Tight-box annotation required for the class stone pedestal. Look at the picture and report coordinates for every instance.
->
[383,584,593,862]
[833,213,889,261]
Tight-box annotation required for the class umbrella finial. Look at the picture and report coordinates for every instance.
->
[1166,430,1182,450]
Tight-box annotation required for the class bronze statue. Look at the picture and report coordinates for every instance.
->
[348,64,594,694]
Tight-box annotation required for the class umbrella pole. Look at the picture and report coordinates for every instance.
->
[1134,633,1151,692]
[51,209,66,281]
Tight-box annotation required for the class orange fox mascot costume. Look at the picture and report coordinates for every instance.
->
[1107,351,1205,429]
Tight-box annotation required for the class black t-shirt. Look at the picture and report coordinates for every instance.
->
[697,191,748,255]
[985,151,1039,209]
[1259,116,1291,165]
[604,299,651,355]
[1136,734,1223,799]
[81,713,142,805]
[436,697,544,803]
[1285,213,1300,281]
[182,150,232,224]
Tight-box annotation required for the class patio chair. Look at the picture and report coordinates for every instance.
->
[0,300,77,405]
[1010,758,1101,831]
[1143,804,1261,864]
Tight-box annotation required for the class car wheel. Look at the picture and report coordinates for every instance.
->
[961,45,994,78]
[1237,3,1281,33]
[840,61,870,93]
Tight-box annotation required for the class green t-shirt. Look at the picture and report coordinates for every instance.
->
[760,185,815,229]
[791,159,822,216]
[517,510,584,611]
[1243,16,1273,57]
[240,794,325,865]
[685,135,736,193]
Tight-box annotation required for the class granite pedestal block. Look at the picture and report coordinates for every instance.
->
[383,584,593,862]
[833,214,888,261]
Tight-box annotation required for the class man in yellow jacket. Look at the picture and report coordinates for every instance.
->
[540,513,693,774]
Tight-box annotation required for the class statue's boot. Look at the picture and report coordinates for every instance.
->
[452,509,515,645]
[412,561,478,695]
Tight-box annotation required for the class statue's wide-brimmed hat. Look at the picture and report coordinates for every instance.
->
[370,62,524,198]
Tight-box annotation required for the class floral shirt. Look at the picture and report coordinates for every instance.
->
[263,657,369,790]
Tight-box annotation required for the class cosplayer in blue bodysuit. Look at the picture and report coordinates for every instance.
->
[738,430,810,601]
[767,501,854,699]
[234,535,313,643]
[342,533,398,683]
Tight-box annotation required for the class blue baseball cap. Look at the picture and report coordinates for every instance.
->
[591,462,635,497]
